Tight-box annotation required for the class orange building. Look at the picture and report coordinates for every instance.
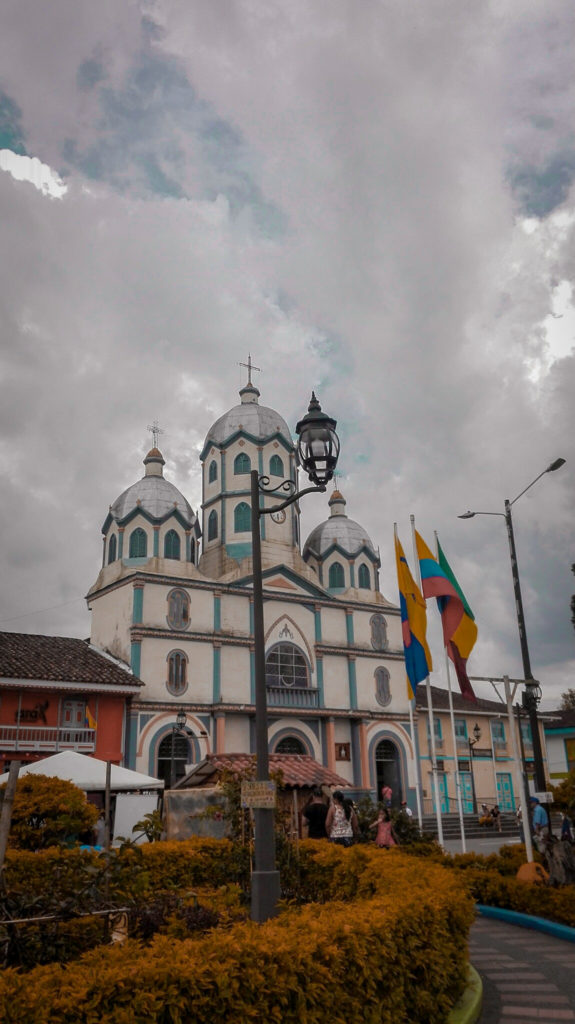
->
[0,632,143,773]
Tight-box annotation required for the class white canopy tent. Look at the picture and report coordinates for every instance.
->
[0,750,163,791]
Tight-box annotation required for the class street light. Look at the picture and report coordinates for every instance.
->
[250,392,340,923]
[468,723,481,816]
[170,709,189,788]
[459,458,566,794]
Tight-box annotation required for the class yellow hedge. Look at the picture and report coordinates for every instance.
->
[0,851,474,1024]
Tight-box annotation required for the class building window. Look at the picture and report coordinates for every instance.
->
[164,529,181,559]
[454,718,467,741]
[129,527,147,558]
[328,562,345,588]
[157,732,189,786]
[208,460,218,483]
[427,719,442,743]
[167,588,190,630]
[234,501,251,533]
[275,736,305,755]
[370,613,388,651]
[208,509,218,541]
[520,721,533,745]
[108,534,117,564]
[266,643,309,688]
[375,667,391,707]
[167,650,188,695]
[491,720,506,745]
[358,564,371,589]
[270,454,284,477]
[234,452,251,475]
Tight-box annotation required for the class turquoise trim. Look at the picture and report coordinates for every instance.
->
[250,650,255,703]
[130,641,141,677]
[127,714,138,769]
[226,542,252,562]
[545,727,575,736]
[153,529,159,557]
[199,428,293,462]
[123,557,148,567]
[118,531,124,558]
[347,658,358,710]
[346,611,354,644]
[213,646,221,702]
[350,563,355,587]
[477,905,575,944]
[132,586,143,624]
[271,726,312,756]
[314,609,322,642]
[214,594,221,631]
[316,657,324,706]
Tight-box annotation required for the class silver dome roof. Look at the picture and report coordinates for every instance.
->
[303,517,378,559]
[204,385,293,449]
[110,476,195,525]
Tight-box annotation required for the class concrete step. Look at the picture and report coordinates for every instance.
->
[421,813,520,841]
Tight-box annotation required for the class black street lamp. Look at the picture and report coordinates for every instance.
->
[250,393,340,923]
[468,723,481,816]
[169,709,189,788]
[459,458,565,794]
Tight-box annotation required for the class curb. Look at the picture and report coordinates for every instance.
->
[477,904,575,944]
[448,965,482,1024]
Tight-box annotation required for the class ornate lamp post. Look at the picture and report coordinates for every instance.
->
[169,708,189,788]
[468,722,481,816]
[250,393,340,923]
[459,458,565,794]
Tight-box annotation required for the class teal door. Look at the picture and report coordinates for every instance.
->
[431,773,449,814]
[496,772,515,812]
[459,773,474,814]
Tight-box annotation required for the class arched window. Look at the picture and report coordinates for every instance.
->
[328,562,345,589]
[270,454,284,477]
[157,732,190,786]
[189,538,195,563]
[358,564,371,589]
[208,460,218,483]
[265,643,309,689]
[108,534,117,564]
[375,667,391,707]
[234,452,251,475]
[208,510,218,541]
[129,527,147,558]
[167,650,188,695]
[167,588,190,630]
[275,736,305,755]
[164,529,181,559]
[234,501,251,533]
[370,613,388,651]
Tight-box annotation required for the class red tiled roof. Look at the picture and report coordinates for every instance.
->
[179,752,352,790]
[415,683,507,715]
[0,632,142,688]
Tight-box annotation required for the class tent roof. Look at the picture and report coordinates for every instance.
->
[0,751,163,791]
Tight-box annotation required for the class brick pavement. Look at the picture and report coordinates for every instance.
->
[470,915,575,1023]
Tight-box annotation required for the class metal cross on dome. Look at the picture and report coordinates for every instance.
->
[147,420,164,448]
[238,354,261,387]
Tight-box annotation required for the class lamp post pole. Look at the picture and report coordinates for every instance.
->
[468,725,480,816]
[459,458,565,797]
[169,709,189,788]
[250,393,340,923]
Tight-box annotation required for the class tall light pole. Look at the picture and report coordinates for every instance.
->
[250,393,340,923]
[459,458,566,794]
[468,723,481,816]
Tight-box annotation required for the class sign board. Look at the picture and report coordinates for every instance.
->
[241,780,276,809]
[534,791,554,804]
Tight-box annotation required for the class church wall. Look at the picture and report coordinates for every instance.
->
[224,713,251,752]
[321,655,351,708]
[141,581,213,633]
[354,658,408,714]
[320,606,348,645]
[139,639,213,704]
[220,592,251,636]
[89,587,133,666]
[220,645,252,703]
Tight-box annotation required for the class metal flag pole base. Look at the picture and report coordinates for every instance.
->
[251,870,281,923]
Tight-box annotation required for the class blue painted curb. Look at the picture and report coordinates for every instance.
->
[477,904,575,944]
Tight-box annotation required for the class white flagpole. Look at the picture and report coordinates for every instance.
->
[435,532,467,853]
[411,515,443,847]
[395,522,424,828]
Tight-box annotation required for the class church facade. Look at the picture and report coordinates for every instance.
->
[87,379,418,804]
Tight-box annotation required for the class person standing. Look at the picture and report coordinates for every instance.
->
[371,807,397,848]
[491,804,502,833]
[326,791,357,847]
[302,788,328,839]
[530,796,549,851]
[381,785,392,808]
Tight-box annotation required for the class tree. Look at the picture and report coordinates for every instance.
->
[1,773,99,850]
[560,689,575,711]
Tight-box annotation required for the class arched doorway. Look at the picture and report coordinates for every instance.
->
[157,732,190,787]
[375,739,402,806]
[275,736,306,755]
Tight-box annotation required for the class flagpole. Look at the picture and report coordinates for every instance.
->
[411,515,444,848]
[408,698,424,828]
[434,532,467,852]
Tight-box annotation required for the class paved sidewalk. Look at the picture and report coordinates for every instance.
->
[470,914,575,1022]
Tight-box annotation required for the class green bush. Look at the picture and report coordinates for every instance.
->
[0,775,98,851]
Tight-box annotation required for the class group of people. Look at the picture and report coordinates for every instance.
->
[478,803,502,832]
[302,786,402,849]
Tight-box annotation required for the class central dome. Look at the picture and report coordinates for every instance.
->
[109,448,195,526]
[303,491,378,559]
[204,383,293,449]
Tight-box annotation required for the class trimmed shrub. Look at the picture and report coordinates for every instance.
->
[1,775,99,850]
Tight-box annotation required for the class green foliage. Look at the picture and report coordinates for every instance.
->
[551,769,575,814]
[0,774,99,851]
[560,687,575,710]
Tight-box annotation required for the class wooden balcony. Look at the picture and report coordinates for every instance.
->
[0,726,96,753]
[266,686,320,709]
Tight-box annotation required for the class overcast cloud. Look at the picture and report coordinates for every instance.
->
[0,0,573,708]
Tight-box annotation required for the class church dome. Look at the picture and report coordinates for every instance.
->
[203,382,293,450]
[109,448,195,526]
[303,490,378,559]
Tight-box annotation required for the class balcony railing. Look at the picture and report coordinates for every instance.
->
[0,726,96,753]
[266,686,320,708]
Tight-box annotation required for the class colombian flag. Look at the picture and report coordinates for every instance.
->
[85,705,98,730]
[394,530,432,699]
[415,531,477,701]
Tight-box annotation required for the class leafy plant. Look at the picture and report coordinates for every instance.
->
[1,774,99,851]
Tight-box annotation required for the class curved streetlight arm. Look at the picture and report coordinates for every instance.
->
[259,483,326,515]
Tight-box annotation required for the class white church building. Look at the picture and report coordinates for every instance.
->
[87,377,418,804]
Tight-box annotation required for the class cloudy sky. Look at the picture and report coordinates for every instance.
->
[1,0,573,708]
